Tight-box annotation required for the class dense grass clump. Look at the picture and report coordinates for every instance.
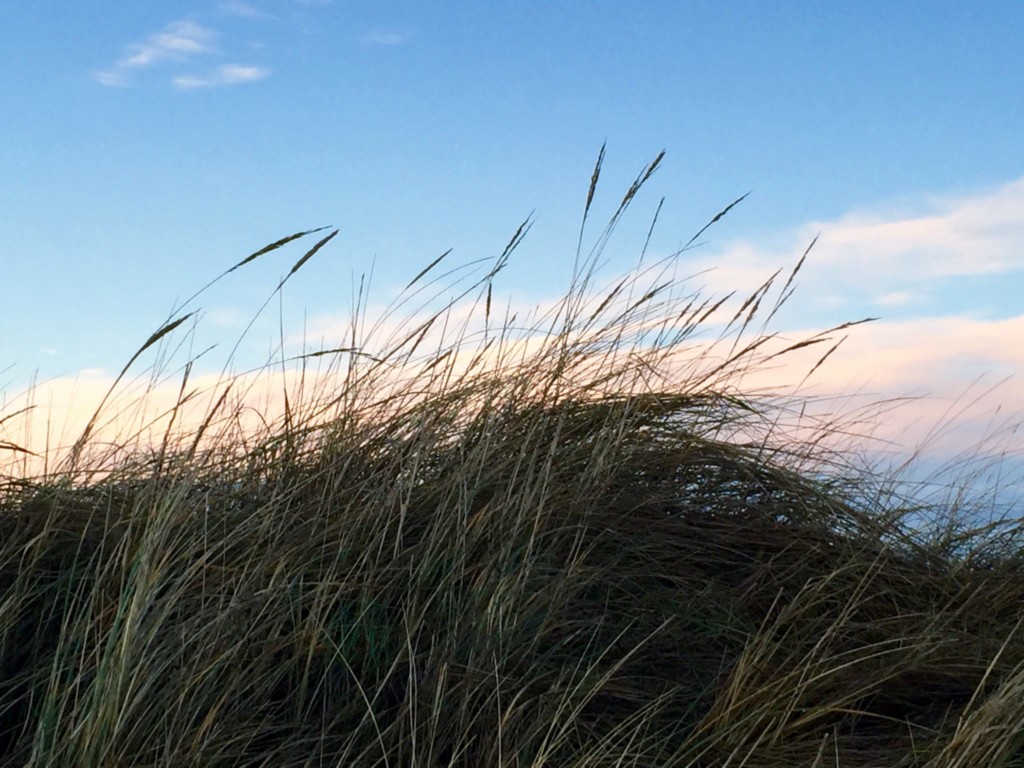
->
[2,154,1023,766]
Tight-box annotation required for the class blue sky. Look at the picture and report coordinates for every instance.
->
[2,2,1023,507]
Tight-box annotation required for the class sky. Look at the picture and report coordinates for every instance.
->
[2,2,1023,513]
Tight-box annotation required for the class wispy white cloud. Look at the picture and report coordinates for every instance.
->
[173,63,270,89]
[876,290,917,308]
[685,177,1024,315]
[365,30,412,46]
[806,179,1024,279]
[94,3,334,89]
[93,19,218,87]
[119,20,216,68]
[220,1,272,19]
[92,69,129,87]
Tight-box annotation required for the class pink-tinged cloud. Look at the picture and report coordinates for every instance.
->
[723,314,1024,452]
[3,309,1020,489]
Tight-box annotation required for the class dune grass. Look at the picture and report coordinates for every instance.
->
[2,152,1023,766]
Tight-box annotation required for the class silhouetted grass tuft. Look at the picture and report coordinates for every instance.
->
[2,155,1022,766]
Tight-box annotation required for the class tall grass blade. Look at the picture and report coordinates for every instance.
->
[577,141,607,262]
[683,192,750,251]
[230,226,333,274]
[280,229,339,283]
[404,249,452,292]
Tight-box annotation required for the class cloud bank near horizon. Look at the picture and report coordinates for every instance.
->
[3,177,1021,502]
